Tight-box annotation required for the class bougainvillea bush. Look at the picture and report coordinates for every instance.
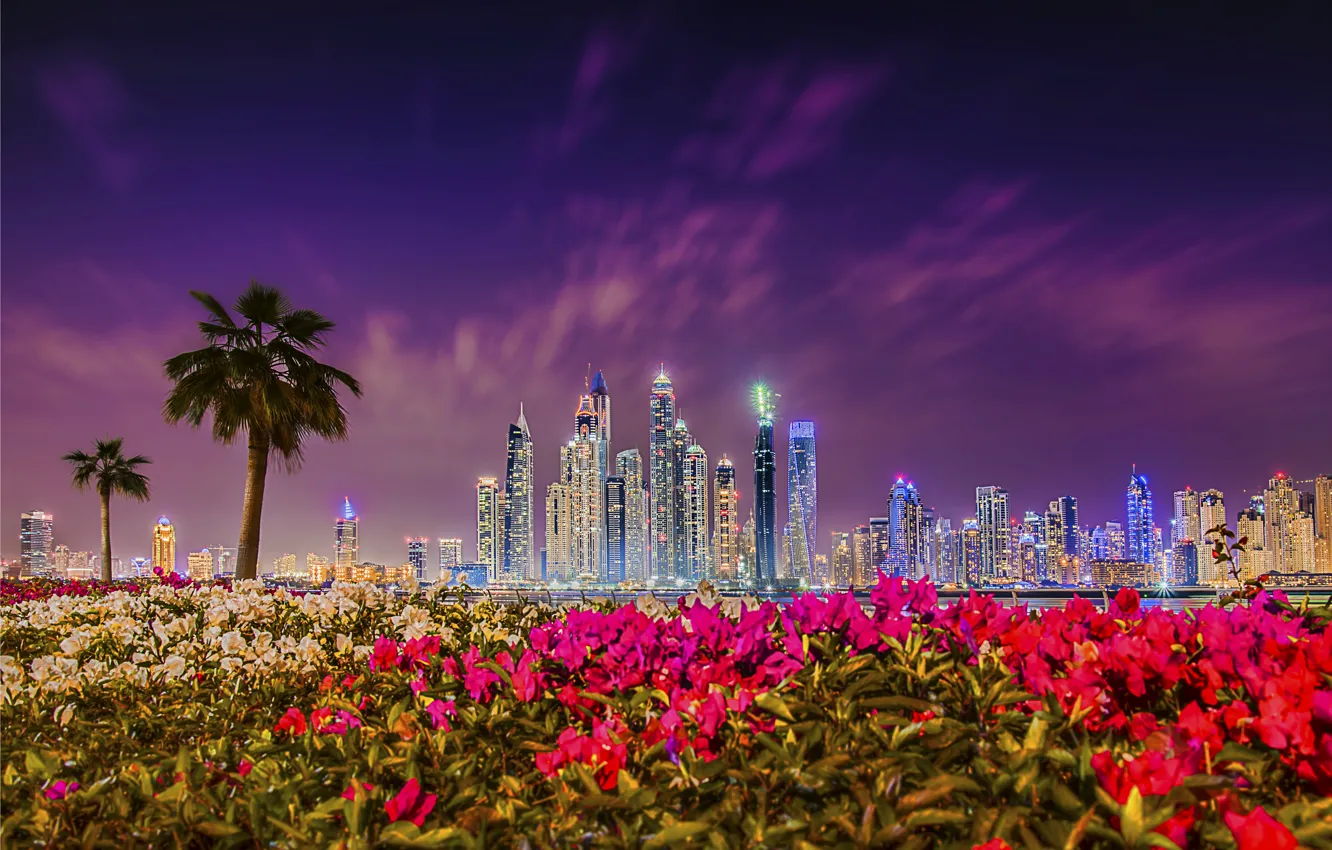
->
[2,574,1331,849]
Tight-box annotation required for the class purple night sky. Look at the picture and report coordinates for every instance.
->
[2,5,1329,567]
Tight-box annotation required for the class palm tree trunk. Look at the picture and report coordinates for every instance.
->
[100,491,113,583]
[236,436,270,581]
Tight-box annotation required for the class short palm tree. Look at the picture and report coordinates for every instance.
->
[62,438,152,582]
[162,283,361,580]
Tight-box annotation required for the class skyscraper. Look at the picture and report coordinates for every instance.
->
[975,486,1010,582]
[606,477,627,583]
[1236,507,1268,581]
[1315,475,1331,574]
[682,444,710,580]
[1291,513,1316,574]
[670,419,693,579]
[830,532,852,586]
[1264,473,1299,573]
[438,538,463,572]
[649,367,677,581]
[476,478,499,579]
[752,384,778,584]
[187,549,213,582]
[934,517,955,584]
[869,517,890,576]
[851,524,872,585]
[590,370,611,487]
[1126,468,1156,565]
[1054,496,1079,557]
[19,510,54,577]
[961,519,982,586]
[1172,488,1201,548]
[1106,520,1126,560]
[152,516,177,575]
[545,483,570,582]
[712,455,738,580]
[1197,490,1226,582]
[502,406,535,582]
[616,449,647,582]
[569,394,604,582]
[888,478,924,578]
[786,420,817,583]
[407,537,427,581]
[273,553,298,578]
[335,500,359,581]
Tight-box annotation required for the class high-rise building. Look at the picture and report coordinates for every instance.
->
[545,483,571,582]
[934,518,955,584]
[476,478,499,579]
[502,406,535,582]
[1197,490,1226,582]
[668,419,694,579]
[975,486,1010,581]
[752,384,778,584]
[152,516,177,575]
[830,531,852,586]
[590,370,612,489]
[888,478,924,578]
[649,367,677,581]
[740,509,757,584]
[569,395,604,582]
[1290,513,1316,574]
[868,517,890,577]
[51,545,72,579]
[781,524,792,580]
[19,510,55,577]
[273,553,298,578]
[306,553,332,584]
[1126,468,1156,566]
[68,551,94,581]
[438,538,463,573]
[606,477,627,584]
[334,499,359,580]
[712,455,738,580]
[961,519,982,586]
[616,449,648,582]
[1264,473,1300,573]
[851,524,872,585]
[1106,520,1126,560]
[682,445,710,580]
[1235,507,1268,582]
[1316,475,1331,574]
[1172,488,1201,548]
[406,537,427,581]
[207,546,237,577]
[786,420,817,583]
[1053,496,1079,557]
[187,549,213,582]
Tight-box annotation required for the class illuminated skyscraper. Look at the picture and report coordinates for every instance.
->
[1198,490,1226,582]
[712,455,739,580]
[851,524,872,585]
[152,516,177,574]
[830,532,852,586]
[888,478,924,578]
[1106,521,1126,560]
[335,500,359,580]
[476,478,499,578]
[786,420,817,583]
[1316,475,1331,573]
[1264,473,1299,573]
[869,517,890,576]
[670,419,693,579]
[740,509,757,584]
[975,486,1009,581]
[752,384,778,584]
[961,519,982,586]
[273,553,298,578]
[590,370,611,488]
[19,510,55,577]
[934,518,955,583]
[569,394,604,582]
[1126,468,1156,565]
[1172,488,1201,548]
[502,406,535,582]
[545,483,571,582]
[649,367,677,580]
[606,477,627,583]
[1053,496,1079,557]
[616,449,647,582]
[438,538,463,572]
[187,549,213,582]
[682,444,710,579]
[407,537,427,581]
[1291,513,1316,574]
[1236,507,1268,581]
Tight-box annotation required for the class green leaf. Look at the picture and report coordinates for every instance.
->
[1121,786,1145,846]
[194,821,243,838]
[646,821,712,848]
[755,692,795,722]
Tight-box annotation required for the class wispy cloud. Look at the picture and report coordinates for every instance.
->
[676,59,888,180]
[36,57,143,190]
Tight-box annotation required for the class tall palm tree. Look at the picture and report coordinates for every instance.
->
[63,438,152,582]
[162,283,362,580]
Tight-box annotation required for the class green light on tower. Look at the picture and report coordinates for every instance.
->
[752,382,777,423]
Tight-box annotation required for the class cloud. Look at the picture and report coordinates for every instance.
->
[676,60,888,180]
[540,23,646,156]
[36,57,143,190]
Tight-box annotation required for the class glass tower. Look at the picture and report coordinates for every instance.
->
[712,455,738,580]
[752,384,778,585]
[407,537,427,581]
[1126,467,1156,565]
[649,367,677,581]
[503,406,535,582]
[476,479,499,579]
[605,477,626,584]
[615,449,647,582]
[682,444,710,580]
[786,420,817,583]
[19,510,55,577]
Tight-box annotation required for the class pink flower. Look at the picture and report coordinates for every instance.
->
[972,841,1012,850]
[274,708,307,736]
[341,779,375,800]
[1223,804,1298,850]
[370,637,399,672]
[237,760,253,777]
[385,778,437,827]
[45,780,79,800]
[1113,586,1141,616]
[425,699,456,731]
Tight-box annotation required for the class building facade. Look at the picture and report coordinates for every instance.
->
[335,499,359,579]
[502,407,536,582]
[616,449,648,582]
[152,516,177,575]
[569,395,605,582]
[439,538,463,572]
[786,420,817,583]
[975,486,1010,581]
[682,444,710,580]
[406,537,427,581]
[19,510,55,577]
[476,478,499,580]
[187,549,213,582]
[545,483,571,582]
[712,455,738,580]
[752,385,778,584]
[649,368,677,581]
[888,478,924,578]
[1126,469,1156,566]
[606,476,627,583]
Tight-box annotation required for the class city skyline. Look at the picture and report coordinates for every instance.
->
[3,7,1330,565]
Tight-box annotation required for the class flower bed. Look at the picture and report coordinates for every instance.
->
[2,575,1330,848]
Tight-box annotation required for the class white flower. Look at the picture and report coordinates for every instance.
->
[335,634,353,655]
[52,704,75,727]
[219,657,242,674]
[59,635,85,656]
[156,655,188,680]
[219,631,246,655]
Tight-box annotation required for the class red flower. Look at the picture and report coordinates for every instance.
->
[1113,586,1140,616]
[385,778,437,827]
[972,840,1012,850]
[341,779,375,800]
[370,637,399,672]
[1223,804,1298,850]
[273,708,307,736]
[237,760,253,777]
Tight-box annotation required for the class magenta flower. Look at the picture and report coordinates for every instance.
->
[45,780,79,800]
[385,778,437,827]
